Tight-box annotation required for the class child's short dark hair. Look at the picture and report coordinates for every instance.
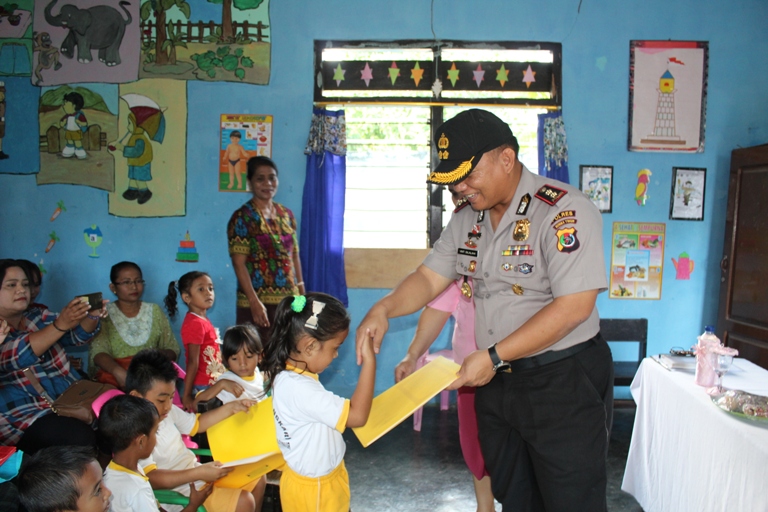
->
[230,130,242,139]
[125,348,178,395]
[18,445,98,512]
[63,91,85,111]
[222,324,263,362]
[98,394,158,453]
[261,293,350,390]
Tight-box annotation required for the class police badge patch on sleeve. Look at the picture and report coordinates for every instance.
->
[555,227,580,253]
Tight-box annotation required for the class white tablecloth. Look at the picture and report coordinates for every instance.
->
[622,357,768,512]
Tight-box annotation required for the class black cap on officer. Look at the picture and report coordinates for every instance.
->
[427,109,518,185]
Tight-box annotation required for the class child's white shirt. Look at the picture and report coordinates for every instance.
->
[104,461,159,512]
[215,369,265,403]
[272,368,350,478]
[139,405,201,511]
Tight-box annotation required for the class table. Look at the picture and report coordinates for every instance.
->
[622,357,768,512]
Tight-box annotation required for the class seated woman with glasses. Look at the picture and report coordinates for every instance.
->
[89,261,180,388]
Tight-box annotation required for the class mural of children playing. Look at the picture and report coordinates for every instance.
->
[110,93,166,205]
[60,91,88,159]
[221,129,251,189]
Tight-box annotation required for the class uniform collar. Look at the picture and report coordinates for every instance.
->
[107,461,149,481]
[286,363,319,381]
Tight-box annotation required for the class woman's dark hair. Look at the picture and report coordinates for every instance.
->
[0,259,31,285]
[98,394,158,453]
[164,270,208,318]
[260,292,350,391]
[125,348,179,395]
[18,445,98,512]
[246,156,279,181]
[222,324,262,362]
[110,261,142,284]
[17,259,41,286]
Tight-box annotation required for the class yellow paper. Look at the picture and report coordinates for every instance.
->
[214,453,285,489]
[206,397,285,487]
[352,356,460,447]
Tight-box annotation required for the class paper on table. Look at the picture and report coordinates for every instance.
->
[206,397,285,488]
[657,354,696,370]
[352,356,461,448]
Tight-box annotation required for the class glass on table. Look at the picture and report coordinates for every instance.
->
[713,354,734,393]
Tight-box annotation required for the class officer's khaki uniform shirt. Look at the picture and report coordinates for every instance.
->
[424,165,607,353]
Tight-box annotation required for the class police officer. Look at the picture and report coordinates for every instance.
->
[355,109,613,511]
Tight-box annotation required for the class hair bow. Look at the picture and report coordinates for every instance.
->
[304,300,326,330]
[291,295,307,313]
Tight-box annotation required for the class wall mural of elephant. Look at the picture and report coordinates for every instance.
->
[44,0,132,66]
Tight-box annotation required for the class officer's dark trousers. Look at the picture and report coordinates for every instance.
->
[475,336,614,512]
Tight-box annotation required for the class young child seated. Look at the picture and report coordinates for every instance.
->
[194,324,266,406]
[17,445,111,512]
[261,293,376,512]
[99,394,211,512]
[125,348,266,512]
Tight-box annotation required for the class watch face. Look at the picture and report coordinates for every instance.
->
[493,361,511,373]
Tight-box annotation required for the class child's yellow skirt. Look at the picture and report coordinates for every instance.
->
[279,461,350,512]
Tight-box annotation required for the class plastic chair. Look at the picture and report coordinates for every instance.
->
[91,388,124,418]
[412,349,456,432]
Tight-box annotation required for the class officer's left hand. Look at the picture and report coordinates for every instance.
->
[447,349,496,390]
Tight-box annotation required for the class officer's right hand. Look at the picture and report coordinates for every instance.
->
[355,305,389,365]
[447,349,496,390]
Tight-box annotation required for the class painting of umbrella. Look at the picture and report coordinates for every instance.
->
[109,93,165,205]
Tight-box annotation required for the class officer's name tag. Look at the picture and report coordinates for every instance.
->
[458,248,478,257]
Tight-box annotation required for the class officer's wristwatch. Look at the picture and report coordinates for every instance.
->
[488,344,510,372]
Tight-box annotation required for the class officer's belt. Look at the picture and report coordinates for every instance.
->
[504,335,599,372]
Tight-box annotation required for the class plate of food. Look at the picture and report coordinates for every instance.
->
[711,389,768,422]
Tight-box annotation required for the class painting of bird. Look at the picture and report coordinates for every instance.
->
[635,169,652,206]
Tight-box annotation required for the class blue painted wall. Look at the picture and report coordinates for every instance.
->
[1,0,767,399]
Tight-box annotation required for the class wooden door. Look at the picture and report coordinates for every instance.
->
[717,143,768,369]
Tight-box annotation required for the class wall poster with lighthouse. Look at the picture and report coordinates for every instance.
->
[628,40,709,153]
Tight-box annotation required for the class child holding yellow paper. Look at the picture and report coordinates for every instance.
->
[125,349,266,512]
[261,293,376,512]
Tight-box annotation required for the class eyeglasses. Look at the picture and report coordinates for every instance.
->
[114,279,145,287]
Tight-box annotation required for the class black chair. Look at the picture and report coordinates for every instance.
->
[600,318,648,387]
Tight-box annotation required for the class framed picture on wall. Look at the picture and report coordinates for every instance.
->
[628,40,709,153]
[579,165,613,213]
[670,167,706,221]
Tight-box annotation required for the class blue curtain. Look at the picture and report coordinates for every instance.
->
[300,108,348,306]
[537,110,570,184]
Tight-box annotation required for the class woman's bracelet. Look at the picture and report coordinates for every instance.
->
[86,313,101,321]
[297,281,305,287]
[51,320,67,332]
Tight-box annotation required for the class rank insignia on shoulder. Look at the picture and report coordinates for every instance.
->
[555,227,580,253]
[535,184,568,206]
[454,197,471,213]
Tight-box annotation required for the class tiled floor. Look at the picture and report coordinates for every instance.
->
[343,404,643,511]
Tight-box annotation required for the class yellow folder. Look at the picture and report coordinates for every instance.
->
[352,356,460,448]
[206,397,285,488]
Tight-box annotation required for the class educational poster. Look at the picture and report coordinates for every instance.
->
[36,83,118,190]
[628,40,708,152]
[609,222,665,300]
[0,0,34,77]
[138,0,270,84]
[0,76,40,172]
[219,113,270,192]
[109,78,186,217]
[32,0,141,85]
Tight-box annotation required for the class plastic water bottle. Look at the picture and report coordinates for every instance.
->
[694,325,720,387]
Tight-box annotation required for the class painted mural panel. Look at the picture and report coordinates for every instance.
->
[0,0,34,77]
[138,0,269,84]
[0,76,39,171]
[108,78,186,217]
[36,82,117,189]
[32,0,140,85]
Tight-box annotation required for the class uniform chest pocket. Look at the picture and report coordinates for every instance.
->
[456,247,479,276]
[498,257,536,281]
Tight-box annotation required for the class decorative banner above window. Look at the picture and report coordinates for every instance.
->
[314,40,561,107]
